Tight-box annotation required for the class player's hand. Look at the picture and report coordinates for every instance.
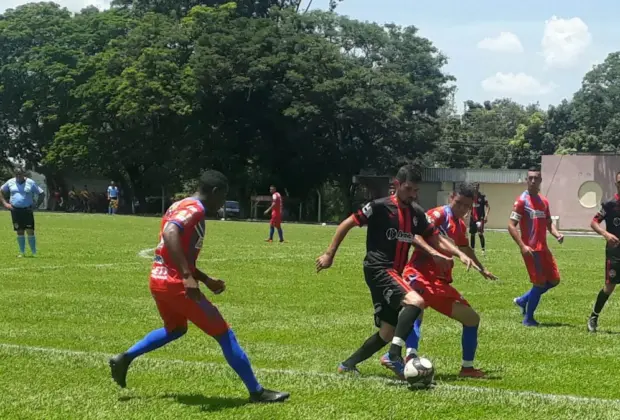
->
[183,276,201,302]
[556,234,564,244]
[316,253,334,272]
[3,202,12,210]
[480,269,498,281]
[484,218,488,224]
[457,254,477,272]
[520,245,534,256]
[606,233,620,247]
[205,277,226,295]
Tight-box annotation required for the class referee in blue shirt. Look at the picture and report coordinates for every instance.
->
[1,168,44,257]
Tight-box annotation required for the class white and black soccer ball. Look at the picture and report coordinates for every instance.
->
[404,356,435,388]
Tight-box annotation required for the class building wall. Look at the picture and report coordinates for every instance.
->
[418,182,441,211]
[542,155,620,230]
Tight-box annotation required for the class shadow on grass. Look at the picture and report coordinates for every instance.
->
[119,393,248,412]
[537,322,574,328]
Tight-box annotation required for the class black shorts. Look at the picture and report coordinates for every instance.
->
[11,207,35,231]
[605,252,620,284]
[469,219,484,234]
[363,265,412,328]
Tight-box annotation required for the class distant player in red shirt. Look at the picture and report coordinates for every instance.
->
[109,170,289,404]
[264,185,284,242]
[403,182,495,378]
[509,167,564,327]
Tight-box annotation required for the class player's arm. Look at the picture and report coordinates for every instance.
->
[591,203,619,246]
[508,200,531,254]
[264,199,275,215]
[0,182,11,209]
[162,218,201,301]
[34,183,44,208]
[435,234,479,271]
[194,268,226,294]
[484,199,490,221]
[545,205,563,243]
[316,216,357,272]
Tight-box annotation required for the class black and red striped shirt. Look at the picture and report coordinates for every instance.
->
[593,194,620,255]
[352,195,436,273]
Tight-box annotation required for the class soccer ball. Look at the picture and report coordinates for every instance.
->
[404,356,434,388]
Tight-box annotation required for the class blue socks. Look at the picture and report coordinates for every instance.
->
[17,235,25,254]
[521,282,558,322]
[217,329,262,393]
[27,235,36,254]
[125,327,186,361]
[277,228,283,241]
[462,325,478,367]
[269,226,275,240]
[406,317,422,356]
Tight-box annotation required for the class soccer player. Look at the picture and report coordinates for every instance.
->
[587,171,620,332]
[509,167,564,327]
[403,182,496,378]
[469,183,490,255]
[264,185,284,242]
[315,165,475,379]
[109,170,289,403]
[0,168,44,257]
[107,181,119,215]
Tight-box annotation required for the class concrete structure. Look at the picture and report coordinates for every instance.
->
[542,154,620,230]
[421,168,529,230]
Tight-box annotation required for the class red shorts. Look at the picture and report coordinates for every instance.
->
[149,281,229,336]
[403,266,469,317]
[523,249,560,285]
[270,214,281,228]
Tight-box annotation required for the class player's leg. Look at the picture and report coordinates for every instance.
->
[522,252,560,326]
[381,271,425,378]
[469,222,477,249]
[405,313,423,360]
[11,210,26,256]
[25,210,36,255]
[588,259,618,332]
[186,293,289,403]
[109,290,188,388]
[403,268,427,359]
[478,224,486,254]
[448,301,486,378]
[267,219,275,242]
[274,219,284,242]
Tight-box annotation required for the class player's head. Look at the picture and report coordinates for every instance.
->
[393,164,421,205]
[269,185,276,194]
[615,172,620,192]
[526,167,542,194]
[197,170,229,209]
[110,181,115,186]
[14,167,26,183]
[473,182,480,192]
[450,182,475,219]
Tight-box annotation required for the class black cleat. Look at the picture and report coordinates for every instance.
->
[249,388,290,404]
[109,353,131,388]
[587,315,598,333]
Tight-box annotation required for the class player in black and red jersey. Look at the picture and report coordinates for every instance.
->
[315,165,475,379]
[469,183,490,255]
[588,171,620,332]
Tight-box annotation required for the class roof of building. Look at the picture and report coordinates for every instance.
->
[422,168,527,184]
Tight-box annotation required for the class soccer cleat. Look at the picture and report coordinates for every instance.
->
[17,254,24,258]
[380,353,405,380]
[522,318,540,327]
[513,297,526,316]
[109,354,131,388]
[337,363,360,375]
[265,239,273,243]
[587,315,598,333]
[249,388,290,403]
[459,367,487,378]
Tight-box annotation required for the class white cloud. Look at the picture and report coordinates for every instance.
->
[477,32,524,53]
[541,16,592,69]
[0,0,110,13]
[481,72,556,96]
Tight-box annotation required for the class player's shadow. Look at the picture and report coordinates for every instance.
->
[597,329,620,335]
[537,322,573,328]
[118,393,247,412]
[433,371,503,382]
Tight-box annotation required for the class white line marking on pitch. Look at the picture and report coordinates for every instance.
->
[1,342,618,406]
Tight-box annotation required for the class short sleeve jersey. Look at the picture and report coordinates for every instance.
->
[352,195,436,273]
[272,192,282,216]
[107,186,119,198]
[150,197,206,285]
[1,177,44,208]
[593,194,620,255]
[408,205,468,282]
[510,191,551,251]
[471,193,488,221]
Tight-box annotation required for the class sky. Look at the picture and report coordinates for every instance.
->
[1,0,618,109]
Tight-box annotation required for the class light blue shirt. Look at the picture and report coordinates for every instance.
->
[1,178,44,208]
[107,186,119,198]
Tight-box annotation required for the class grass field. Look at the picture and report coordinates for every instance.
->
[2,212,620,419]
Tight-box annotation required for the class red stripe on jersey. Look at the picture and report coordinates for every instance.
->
[393,195,405,272]
[386,269,413,293]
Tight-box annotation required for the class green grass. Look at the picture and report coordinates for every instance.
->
[1,212,620,419]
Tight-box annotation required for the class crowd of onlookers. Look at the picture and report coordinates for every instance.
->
[48,185,114,213]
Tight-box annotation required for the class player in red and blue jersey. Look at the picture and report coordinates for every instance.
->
[265,185,284,242]
[109,170,289,404]
[509,167,564,327]
[403,183,495,378]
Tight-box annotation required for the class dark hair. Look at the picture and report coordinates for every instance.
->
[528,166,541,173]
[454,182,476,198]
[198,170,228,194]
[14,167,26,176]
[395,164,422,184]
[616,171,620,178]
